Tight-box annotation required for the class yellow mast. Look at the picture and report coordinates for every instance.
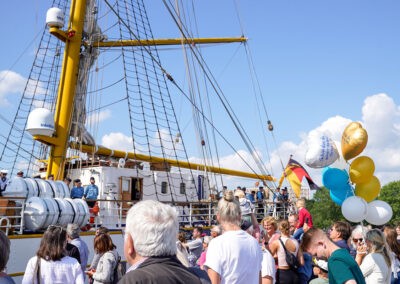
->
[35,1,269,182]
[44,0,87,179]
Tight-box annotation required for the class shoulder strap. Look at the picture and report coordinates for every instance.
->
[34,257,41,284]
[279,238,289,253]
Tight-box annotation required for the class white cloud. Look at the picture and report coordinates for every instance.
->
[101,132,134,152]
[0,70,26,106]
[86,109,112,126]
[194,93,400,190]
[97,93,400,191]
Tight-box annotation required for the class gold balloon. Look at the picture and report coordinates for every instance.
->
[350,156,375,184]
[341,122,368,161]
[355,176,381,202]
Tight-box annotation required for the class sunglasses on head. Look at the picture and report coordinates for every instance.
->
[353,238,363,243]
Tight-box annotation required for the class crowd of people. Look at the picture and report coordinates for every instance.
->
[1,186,400,283]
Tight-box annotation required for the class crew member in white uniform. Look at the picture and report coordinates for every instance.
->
[0,170,9,196]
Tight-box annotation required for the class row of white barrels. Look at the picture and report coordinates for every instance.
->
[2,177,89,231]
[4,177,70,199]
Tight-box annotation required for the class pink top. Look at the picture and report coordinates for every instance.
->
[197,250,207,267]
[297,207,313,229]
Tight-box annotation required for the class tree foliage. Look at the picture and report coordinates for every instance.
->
[306,187,343,229]
[378,180,400,225]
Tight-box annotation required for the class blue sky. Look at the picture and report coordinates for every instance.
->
[0,0,399,189]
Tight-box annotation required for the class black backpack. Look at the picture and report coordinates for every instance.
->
[112,254,126,284]
[279,238,299,271]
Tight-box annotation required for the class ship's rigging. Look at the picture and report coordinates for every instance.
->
[0,0,283,199]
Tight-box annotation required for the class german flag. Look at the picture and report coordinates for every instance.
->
[278,158,320,197]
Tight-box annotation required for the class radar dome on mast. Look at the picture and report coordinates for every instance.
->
[26,108,55,137]
[46,7,64,28]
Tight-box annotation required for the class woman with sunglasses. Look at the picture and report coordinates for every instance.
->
[22,225,84,284]
[355,229,392,283]
[349,225,368,258]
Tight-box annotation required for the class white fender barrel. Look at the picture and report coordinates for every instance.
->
[3,177,29,198]
[35,179,55,198]
[24,197,59,231]
[69,198,90,227]
[54,198,75,226]
[55,180,70,198]
[25,178,39,198]
[47,180,61,198]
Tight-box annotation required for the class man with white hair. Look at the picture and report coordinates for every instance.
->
[67,223,89,273]
[120,200,202,284]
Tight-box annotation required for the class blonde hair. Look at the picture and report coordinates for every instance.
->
[234,189,245,198]
[365,229,391,267]
[296,198,306,208]
[262,216,278,231]
[217,190,241,226]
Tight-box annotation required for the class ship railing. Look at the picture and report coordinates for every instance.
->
[0,197,25,235]
[0,197,295,236]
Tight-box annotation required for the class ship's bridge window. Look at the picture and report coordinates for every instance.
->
[161,181,168,194]
[180,182,186,194]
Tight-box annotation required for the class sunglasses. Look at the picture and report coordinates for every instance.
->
[353,238,363,243]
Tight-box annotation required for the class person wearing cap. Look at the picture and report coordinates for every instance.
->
[310,258,329,284]
[71,179,84,199]
[256,186,265,204]
[0,170,9,196]
[16,171,24,178]
[84,177,99,208]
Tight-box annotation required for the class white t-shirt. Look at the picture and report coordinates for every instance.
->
[360,252,391,284]
[22,256,84,284]
[205,230,262,284]
[261,249,276,283]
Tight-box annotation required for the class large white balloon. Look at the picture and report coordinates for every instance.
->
[341,196,368,223]
[365,200,393,225]
[305,134,339,168]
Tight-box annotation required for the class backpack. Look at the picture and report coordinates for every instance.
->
[112,254,126,284]
[279,238,299,271]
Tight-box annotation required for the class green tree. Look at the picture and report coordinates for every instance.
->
[377,180,400,225]
[306,187,343,229]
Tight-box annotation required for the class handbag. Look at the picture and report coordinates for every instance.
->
[278,238,299,271]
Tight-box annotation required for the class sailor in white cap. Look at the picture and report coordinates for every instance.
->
[0,170,9,196]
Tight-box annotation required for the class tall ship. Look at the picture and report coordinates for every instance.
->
[0,0,289,282]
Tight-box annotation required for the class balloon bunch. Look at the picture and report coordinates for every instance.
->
[305,122,393,225]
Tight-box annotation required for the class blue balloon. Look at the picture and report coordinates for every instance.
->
[330,184,354,205]
[322,167,349,191]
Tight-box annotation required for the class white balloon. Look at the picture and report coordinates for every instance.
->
[341,196,368,223]
[305,134,339,168]
[365,200,393,225]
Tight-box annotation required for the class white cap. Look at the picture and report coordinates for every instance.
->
[0,169,8,174]
[313,258,328,271]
